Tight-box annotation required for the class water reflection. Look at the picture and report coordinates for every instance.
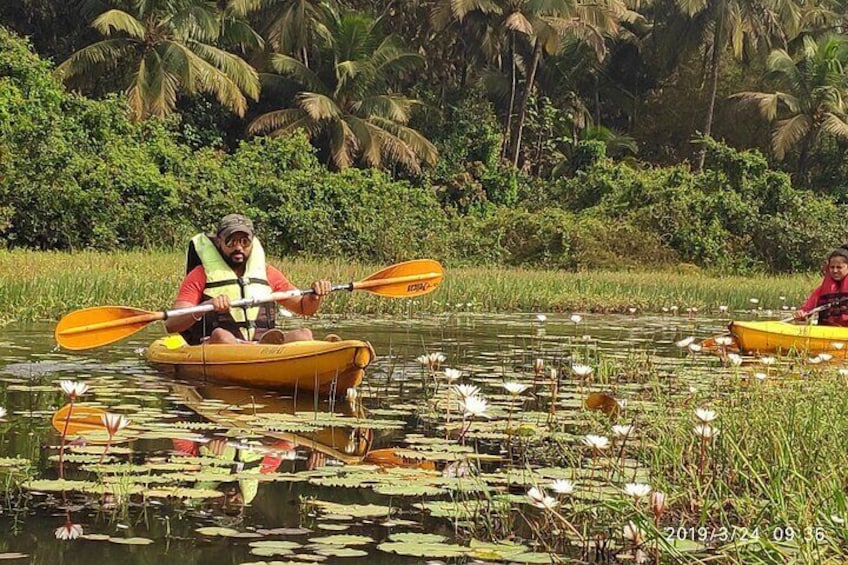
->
[0,313,733,564]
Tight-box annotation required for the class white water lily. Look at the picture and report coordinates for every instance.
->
[616,398,628,410]
[726,352,742,366]
[661,307,669,313]
[688,386,698,394]
[277,307,294,318]
[832,515,846,525]
[808,355,823,365]
[612,424,634,438]
[100,413,130,437]
[688,343,702,353]
[581,334,592,341]
[461,395,488,418]
[571,364,594,377]
[749,298,760,304]
[832,342,845,351]
[714,336,733,346]
[718,305,728,313]
[695,408,717,423]
[839,368,848,377]
[54,522,83,540]
[670,305,679,312]
[59,380,89,399]
[694,424,719,439]
[623,483,652,499]
[534,358,544,373]
[527,486,559,510]
[443,368,462,382]
[650,491,667,517]
[536,313,547,322]
[759,356,776,365]
[582,434,610,450]
[628,307,637,314]
[622,521,646,545]
[502,382,530,396]
[570,314,583,324]
[753,372,767,381]
[819,353,833,362]
[0,407,6,420]
[675,337,695,348]
[550,479,576,495]
[346,388,359,405]
[453,384,480,399]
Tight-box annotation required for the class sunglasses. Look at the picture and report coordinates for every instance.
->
[224,235,253,248]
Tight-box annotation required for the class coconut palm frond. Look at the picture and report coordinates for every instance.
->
[248,108,313,135]
[220,18,265,51]
[504,12,535,35]
[165,41,250,115]
[820,113,848,140]
[370,116,438,167]
[267,54,327,93]
[170,2,220,42]
[371,37,424,77]
[91,9,146,39]
[359,95,414,123]
[328,119,357,169]
[730,91,780,120]
[189,42,260,99]
[675,0,710,17]
[227,0,265,18]
[297,91,343,121]
[56,39,135,80]
[772,114,810,160]
[345,116,381,167]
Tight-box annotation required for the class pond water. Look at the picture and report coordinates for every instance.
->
[0,312,731,564]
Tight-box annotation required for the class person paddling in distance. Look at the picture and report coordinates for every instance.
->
[793,247,848,326]
[164,214,332,344]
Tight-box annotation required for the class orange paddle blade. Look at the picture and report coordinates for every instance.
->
[354,259,443,297]
[55,306,162,350]
[52,404,108,436]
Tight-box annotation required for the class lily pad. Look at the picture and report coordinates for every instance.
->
[108,537,154,545]
[307,535,373,546]
[377,541,469,558]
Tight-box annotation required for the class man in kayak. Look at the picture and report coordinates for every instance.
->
[794,247,848,326]
[164,214,332,344]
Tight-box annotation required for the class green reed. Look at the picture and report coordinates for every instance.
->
[642,367,848,563]
[0,250,822,323]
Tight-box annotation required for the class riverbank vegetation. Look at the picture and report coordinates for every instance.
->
[2,250,820,323]
[2,7,848,275]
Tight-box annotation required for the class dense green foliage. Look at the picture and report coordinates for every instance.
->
[1,22,846,273]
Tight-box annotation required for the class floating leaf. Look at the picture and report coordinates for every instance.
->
[309,501,392,519]
[388,533,447,544]
[108,537,154,545]
[307,535,373,546]
[315,547,368,557]
[378,541,469,557]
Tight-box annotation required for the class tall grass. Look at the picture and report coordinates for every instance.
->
[1,250,822,323]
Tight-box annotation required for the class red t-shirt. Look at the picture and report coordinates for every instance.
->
[176,265,296,304]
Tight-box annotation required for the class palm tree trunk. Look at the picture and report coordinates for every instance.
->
[697,1,724,171]
[502,33,517,160]
[511,38,543,169]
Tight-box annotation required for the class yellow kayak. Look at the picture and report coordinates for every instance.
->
[146,335,374,395]
[729,321,848,355]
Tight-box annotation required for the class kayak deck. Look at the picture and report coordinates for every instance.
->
[146,335,374,395]
[729,320,848,355]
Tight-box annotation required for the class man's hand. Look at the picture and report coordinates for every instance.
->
[793,309,807,321]
[310,279,332,296]
[211,294,231,312]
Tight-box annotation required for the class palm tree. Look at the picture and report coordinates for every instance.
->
[731,35,848,177]
[57,0,260,120]
[509,0,627,168]
[248,11,437,172]
[672,0,802,170]
[251,0,333,66]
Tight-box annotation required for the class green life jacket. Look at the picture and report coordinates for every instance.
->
[180,234,276,344]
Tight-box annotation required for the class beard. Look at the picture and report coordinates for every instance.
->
[223,250,248,270]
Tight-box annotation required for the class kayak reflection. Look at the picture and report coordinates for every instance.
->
[170,383,372,464]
